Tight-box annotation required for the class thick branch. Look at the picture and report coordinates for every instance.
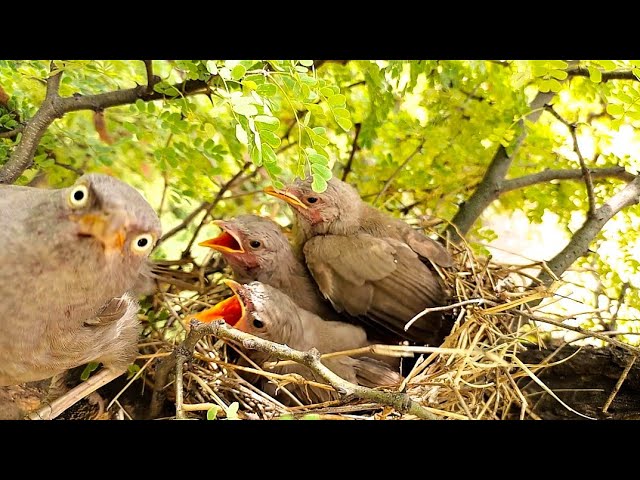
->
[446,91,555,242]
[567,67,639,82]
[539,175,640,284]
[151,320,436,420]
[0,67,214,185]
[501,167,634,193]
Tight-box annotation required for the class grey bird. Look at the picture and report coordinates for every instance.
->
[201,280,402,405]
[198,215,346,323]
[0,173,161,388]
[265,176,454,345]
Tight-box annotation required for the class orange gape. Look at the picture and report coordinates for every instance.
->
[199,231,243,253]
[192,295,243,326]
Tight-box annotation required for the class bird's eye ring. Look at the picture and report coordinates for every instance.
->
[307,197,318,204]
[249,240,261,249]
[131,233,154,254]
[252,319,264,329]
[68,185,90,208]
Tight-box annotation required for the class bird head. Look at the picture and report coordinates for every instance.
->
[65,174,161,269]
[264,176,362,234]
[198,215,294,277]
[192,280,297,344]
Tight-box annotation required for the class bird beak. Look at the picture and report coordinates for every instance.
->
[223,279,252,332]
[189,279,253,329]
[198,220,245,253]
[263,185,308,210]
[71,210,128,254]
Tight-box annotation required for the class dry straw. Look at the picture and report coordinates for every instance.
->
[138,235,604,420]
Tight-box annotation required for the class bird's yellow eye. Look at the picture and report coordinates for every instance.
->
[131,233,154,254]
[68,185,90,208]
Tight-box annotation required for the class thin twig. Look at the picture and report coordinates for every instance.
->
[544,105,596,215]
[404,298,489,332]
[602,355,636,414]
[0,126,23,139]
[156,320,438,420]
[374,139,425,206]
[341,122,361,181]
[180,161,252,256]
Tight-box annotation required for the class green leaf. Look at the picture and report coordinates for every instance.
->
[311,163,332,180]
[587,66,602,83]
[231,64,247,80]
[332,107,350,119]
[257,83,277,97]
[207,406,221,420]
[260,130,281,148]
[235,123,249,145]
[232,103,258,117]
[299,60,314,67]
[308,152,329,166]
[328,94,346,107]
[336,117,353,131]
[206,61,218,75]
[548,60,568,70]
[135,98,146,112]
[226,402,240,420]
[312,175,328,192]
[80,362,100,381]
[255,115,280,129]
[549,69,568,80]
[295,65,308,73]
[250,146,262,166]
[607,104,624,116]
[262,143,277,164]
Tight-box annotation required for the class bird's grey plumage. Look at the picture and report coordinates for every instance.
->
[206,215,346,322]
[0,173,161,386]
[233,281,402,404]
[271,176,454,344]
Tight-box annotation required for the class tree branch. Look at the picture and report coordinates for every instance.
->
[544,105,596,215]
[180,162,253,257]
[0,64,216,185]
[567,67,639,82]
[373,139,425,206]
[538,174,640,284]
[151,320,437,420]
[446,91,555,242]
[341,122,361,181]
[501,167,635,193]
[0,126,23,139]
[143,60,158,93]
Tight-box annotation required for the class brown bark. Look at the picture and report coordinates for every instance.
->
[519,345,640,420]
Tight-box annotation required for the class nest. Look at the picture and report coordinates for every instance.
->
[137,235,596,420]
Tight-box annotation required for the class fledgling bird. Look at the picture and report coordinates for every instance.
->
[265,176,454,345]
[0,173,161,388]
[198,215,346,323]
[198,280,402,405]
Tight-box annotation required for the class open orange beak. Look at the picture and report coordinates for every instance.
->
[198,220,245,253]
[71,211,128,254]
[190,279,250,331]
[263,185,308,210]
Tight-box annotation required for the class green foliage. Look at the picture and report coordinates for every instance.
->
[1,59,639,321]
[80,361,100,381]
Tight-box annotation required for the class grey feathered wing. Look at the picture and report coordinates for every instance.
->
[303,234,451,344]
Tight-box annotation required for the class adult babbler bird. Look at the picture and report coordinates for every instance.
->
[265,176,454,345]
[0,173,161,389]
[198,280,402,404]
[198,215,346,323]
